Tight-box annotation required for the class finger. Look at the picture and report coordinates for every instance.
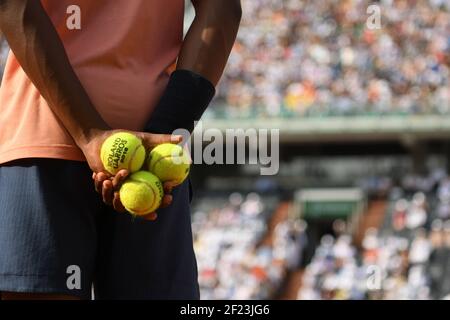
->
[113,192,127,213]
[102,179,114,205]
[92,172,96,180]
[141,133,183,149]
[163,181,178,194]
[142,212,158,221]
[112,169,129,190]
[95,172,109,193]
[160,194,173,208]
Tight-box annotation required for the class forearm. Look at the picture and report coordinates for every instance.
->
[177,0,242,85]
[0,0,109,146]
[145,0,241,134]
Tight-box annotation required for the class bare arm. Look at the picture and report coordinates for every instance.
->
[178,0,242,85]
[0,0,109,146]
[0,0,179,214]
[145,0,241,134]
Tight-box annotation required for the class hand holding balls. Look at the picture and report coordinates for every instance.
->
[100,133,191,217]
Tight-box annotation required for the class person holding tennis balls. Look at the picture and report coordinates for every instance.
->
[0,0,241,300]
[99,132,191,218]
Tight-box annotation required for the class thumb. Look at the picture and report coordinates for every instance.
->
[140,133,183,149]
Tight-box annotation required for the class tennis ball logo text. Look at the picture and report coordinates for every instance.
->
[107,138,130,170]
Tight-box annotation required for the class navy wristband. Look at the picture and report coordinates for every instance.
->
[145,69,216,134]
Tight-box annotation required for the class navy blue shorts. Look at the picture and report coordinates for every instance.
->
[0,158,199,299]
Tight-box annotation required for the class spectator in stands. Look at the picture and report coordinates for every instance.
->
[406,193,428,230]
[361,228,379,265]
[437,178,450,219]
[409,228,432,265]
[392,199,408,231]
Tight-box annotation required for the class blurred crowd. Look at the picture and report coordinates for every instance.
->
[192,168,450,300]
[2,1,449,118]
[298,170,450,300]
[211,0,450,118]
[0,33,8,80]
[192,192,306,299]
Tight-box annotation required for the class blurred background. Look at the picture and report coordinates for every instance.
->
[2,0,450,300]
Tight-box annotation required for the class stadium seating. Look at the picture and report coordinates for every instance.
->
[297,169,450,300]
[209,0,450,118]
[192,192,304,299]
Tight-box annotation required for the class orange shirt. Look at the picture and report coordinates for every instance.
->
[0,0,184,164]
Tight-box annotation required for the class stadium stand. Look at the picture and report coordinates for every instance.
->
[296,169,450,300]
[192,192,306,299]
[209,0,450,119]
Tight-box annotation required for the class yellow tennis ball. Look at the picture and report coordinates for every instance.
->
[100,132,146,175]
[119,171,163,216]
[147,143,191,186]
